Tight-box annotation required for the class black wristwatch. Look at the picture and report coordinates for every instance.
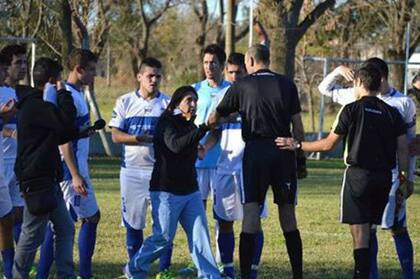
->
[295,140,302,150]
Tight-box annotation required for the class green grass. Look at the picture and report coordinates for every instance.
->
[32,157,419,278]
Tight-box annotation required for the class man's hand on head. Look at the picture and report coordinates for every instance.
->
[337,65,355,82]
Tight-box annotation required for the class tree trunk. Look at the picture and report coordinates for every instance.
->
[60,0,73,66]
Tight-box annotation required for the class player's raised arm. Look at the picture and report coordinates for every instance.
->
[318,65,357,106]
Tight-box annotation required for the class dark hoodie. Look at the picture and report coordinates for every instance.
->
[14,85,79,183]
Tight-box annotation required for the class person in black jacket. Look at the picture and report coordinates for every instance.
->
[12,58,79,279]
[125,86,221,279]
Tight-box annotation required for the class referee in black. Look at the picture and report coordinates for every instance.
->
[276,65,409,279]
[208,44,305,279]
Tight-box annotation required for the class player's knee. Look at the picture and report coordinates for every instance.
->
[83,210,101,224]
[218,220,234,233]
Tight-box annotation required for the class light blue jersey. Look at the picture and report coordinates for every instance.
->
[62,82,91,180]
[0,86,17,160]
[193,79,230,169]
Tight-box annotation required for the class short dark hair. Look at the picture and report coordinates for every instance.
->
[0,53,11,66]
[227,52,245,67]
[33,57,63,88]
[138,57,162,73]
[0,44,26,59]
[355,65,382,92]
[67,48,97,70]
[203,44,226,65]
[362,57,388,79]
[247,44,270,65]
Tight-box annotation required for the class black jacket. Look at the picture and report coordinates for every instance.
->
[14,85,79,183]
[150,113,208,195]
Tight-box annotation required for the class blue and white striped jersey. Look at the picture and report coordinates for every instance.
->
[109,90,169,168]
[212,87,244,174]
[62,82,91,180]
[0,86,17,159]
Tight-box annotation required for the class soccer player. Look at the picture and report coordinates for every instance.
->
[208,44,305,279]
[124,86,220,279]
[109,57,173,273]
[318,59,415,279]
[0,51,18,279]
[202,52,265,279]
[193,44,230,208]
[276,65,409,279]
[37,48,100,279]
[0,44,27,244]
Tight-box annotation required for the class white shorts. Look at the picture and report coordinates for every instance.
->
[120,167,151,230]
[213,172,243,221]
[4,158,24,207]
[0,152,12,218]
[197,168,217,200]
[213,171,268,222]
[60,176,99,219]
[381,175,407,229]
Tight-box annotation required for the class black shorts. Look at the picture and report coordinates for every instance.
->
[242,139,297,205]
[341,166,391,225]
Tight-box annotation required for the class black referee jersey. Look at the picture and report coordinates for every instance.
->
[333,96,406,171]
[216,69,301,141]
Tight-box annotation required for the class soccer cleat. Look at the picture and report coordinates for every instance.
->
[28,265,37,279]
[116,264,133,279]
[155,269,177,279]
[177,262,197,276]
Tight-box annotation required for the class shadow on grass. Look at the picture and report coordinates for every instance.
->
[38,261,419,279]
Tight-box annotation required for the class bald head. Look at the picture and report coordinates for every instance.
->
[245,44,270,74]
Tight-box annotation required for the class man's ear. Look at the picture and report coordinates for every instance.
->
[75,65,84,75]
[136,72,142,83]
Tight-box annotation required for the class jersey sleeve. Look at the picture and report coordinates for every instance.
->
[108,96,126,130]
[289,81,302,115]
[332,105,350,135]
[216,84,240,117]
[318,68,357,106]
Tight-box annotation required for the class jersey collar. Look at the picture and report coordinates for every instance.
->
[64,81,82,92]
[136,90,161,101]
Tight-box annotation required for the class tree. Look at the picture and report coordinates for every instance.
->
[257,0,335,78]
[366,0,420,90]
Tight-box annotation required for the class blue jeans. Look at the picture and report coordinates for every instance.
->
[13,185,75,279]
[129,191,220,279]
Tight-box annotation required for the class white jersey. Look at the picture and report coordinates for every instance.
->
[0,86,17,160]
[319,69,417,181]
[62,82,91,180]
[108,90,169,169]
[212,87,244,174]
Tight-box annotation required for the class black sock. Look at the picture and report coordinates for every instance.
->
[353,248,369,279]
[240,232,256,279]
[284,229,303,279]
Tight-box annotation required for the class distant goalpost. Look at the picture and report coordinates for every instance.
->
[0,36,36,86]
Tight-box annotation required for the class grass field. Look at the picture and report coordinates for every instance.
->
[40,157,418,279]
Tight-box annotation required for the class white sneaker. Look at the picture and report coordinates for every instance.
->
[115,264,133,279]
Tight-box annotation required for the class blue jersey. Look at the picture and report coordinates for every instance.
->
[109,90,169,168]
[192,79,230,169]
[62,82,91,180]
[0,86,17,160]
